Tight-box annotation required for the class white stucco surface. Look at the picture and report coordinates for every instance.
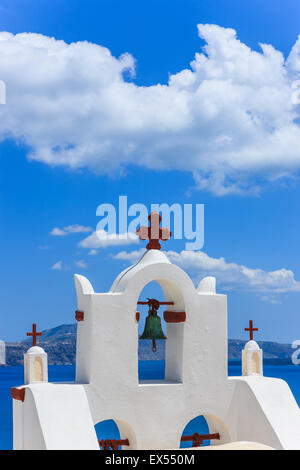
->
[227,376,300,450]
[0,340,5,365]
[12,249,300,450]
[24,346,48,385]
[198,441,274,450]
[242,340,263,376]
[14,383,99,450]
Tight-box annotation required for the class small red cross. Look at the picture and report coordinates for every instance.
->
[27,323,42,346]
[136,211,171,250]
[244,320,258,341]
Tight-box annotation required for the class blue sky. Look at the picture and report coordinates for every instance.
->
[0,0,300,343]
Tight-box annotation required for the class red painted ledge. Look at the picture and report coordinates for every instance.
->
[99,439,130,450]
[11,387,26,402]
[75,310,84,322]
[163,311,186,323]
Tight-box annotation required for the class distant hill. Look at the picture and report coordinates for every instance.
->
[6,324,77,366]
[22,324,77,344]
[3,323,295,366]
[227,339,294,360]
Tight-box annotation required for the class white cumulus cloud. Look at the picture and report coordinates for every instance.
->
[113,248,145,262]
[50,224,92,236]
[51,260,63,270]
[88,249,98,256]
[1,26,300,194]
[50,227,67,236]
[113,249,300,294]
[63,224,93,233]
[79,230,139,249]
[75,260,87,268]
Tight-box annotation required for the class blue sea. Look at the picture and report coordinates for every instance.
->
[0,362,299,450]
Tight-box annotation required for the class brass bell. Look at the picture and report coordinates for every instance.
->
[139,298,166,352]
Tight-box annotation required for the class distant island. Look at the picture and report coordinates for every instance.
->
[2,323,295,366]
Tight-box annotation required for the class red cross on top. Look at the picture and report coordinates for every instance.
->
[136,211,172,250]
[27,323,42,346]
[244,320,258,341]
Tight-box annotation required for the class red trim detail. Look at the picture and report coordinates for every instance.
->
[181,433,220,447]
[138,300,173,306]
[11,388,26,402]
[99,439,130,450]
[26,323,42,346]
[136,312,140,322]
[75,310,84,322]
[245,320,258,341]
[136,211,172,250]
[164,311,186,323]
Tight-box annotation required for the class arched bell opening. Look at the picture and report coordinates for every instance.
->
[95,419,136,450]
[179,413,230,448]
[137,281,167,382]
[136,278,186,384]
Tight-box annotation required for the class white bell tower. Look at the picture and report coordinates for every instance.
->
[242,340,263,376]
[24,324,48,385]
[24,346,48,384]
[242,320,263,376]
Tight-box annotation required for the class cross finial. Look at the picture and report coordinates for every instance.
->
[27,323,42,346]
[136,211,171,250]
[244,320,258,341]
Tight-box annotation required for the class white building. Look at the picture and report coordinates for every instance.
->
[0,341,5,366]
[11,244,300,449]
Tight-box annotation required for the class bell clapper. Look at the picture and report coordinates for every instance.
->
[152,339,157,352]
